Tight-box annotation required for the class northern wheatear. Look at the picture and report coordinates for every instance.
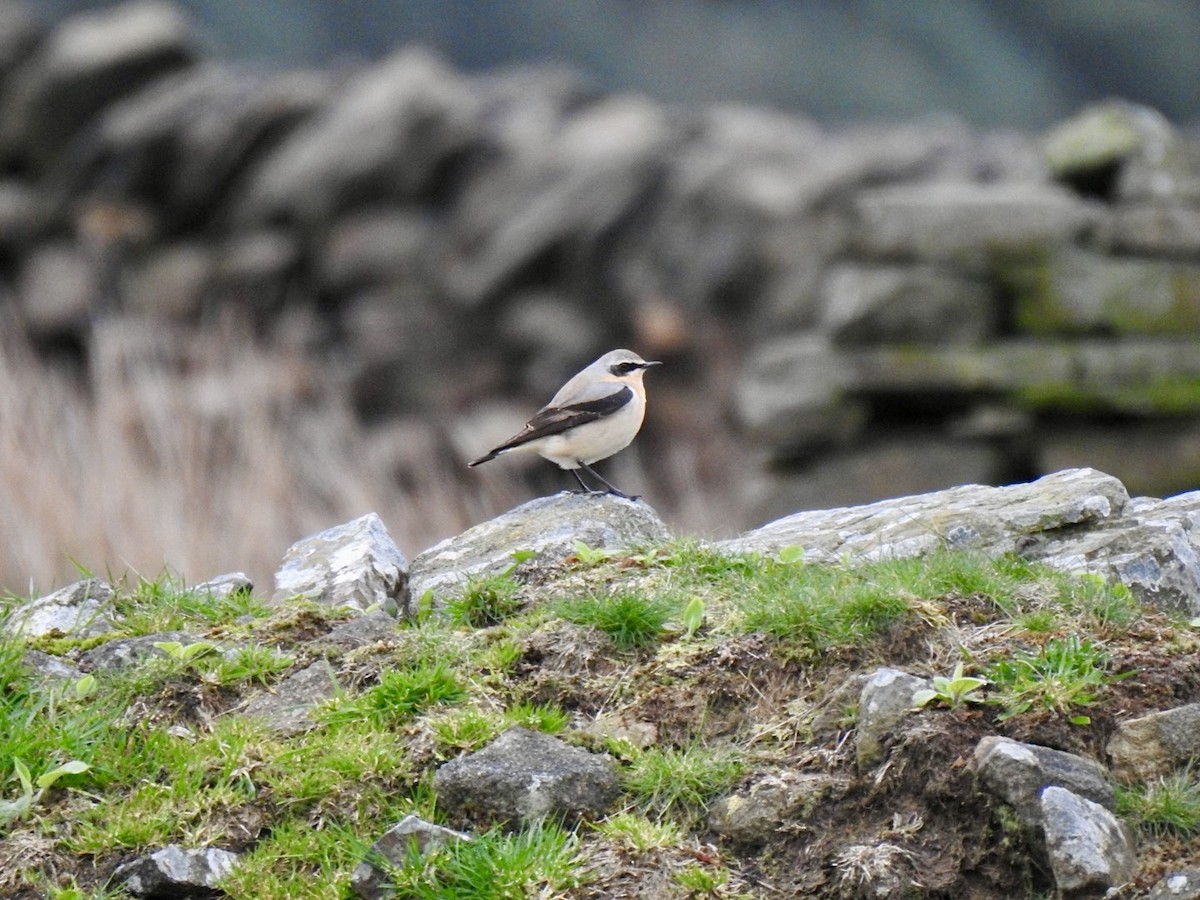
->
[469,349,661,499]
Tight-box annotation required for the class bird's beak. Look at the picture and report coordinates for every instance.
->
[642,360,663,368]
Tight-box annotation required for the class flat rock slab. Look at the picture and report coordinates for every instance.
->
[433,726,620,826]
[973,736,1114,828]
[409,492,672,608]
[1107,702,1200,782]
[2,578,117,639]
[723,467,1127,561]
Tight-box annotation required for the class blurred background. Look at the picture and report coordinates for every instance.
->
[4,0,1200,594]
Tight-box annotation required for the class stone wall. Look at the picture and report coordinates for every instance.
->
[3,1,1200,533]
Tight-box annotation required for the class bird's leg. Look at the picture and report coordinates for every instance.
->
[577,461,637,501]
[568,468,600,494]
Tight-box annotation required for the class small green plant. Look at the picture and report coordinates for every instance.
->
[594,812,682,851]
[680,596,706,640]
[986,635,1124,723]
[622,744,744,827]
[912,661,989,710]
[504,700,570,734]
[321,662,466,728]
[674,862,730,893]
[558,592,677,650]
[154,639,218,668]
[1117,767,1200,838]
[570,540,614,567]
[0,756,91,825]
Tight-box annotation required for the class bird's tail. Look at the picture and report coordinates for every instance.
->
[467,452,498,467]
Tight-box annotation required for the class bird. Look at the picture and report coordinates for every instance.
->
[469,349,661,500]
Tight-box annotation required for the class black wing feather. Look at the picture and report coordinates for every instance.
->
[469,386,632,465]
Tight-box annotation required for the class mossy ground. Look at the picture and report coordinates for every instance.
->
[2,545,1200,898]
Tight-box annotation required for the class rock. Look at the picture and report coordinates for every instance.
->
[65,64,331,230]
[745,435,1005,525]
[1042,101,1154,188]
[1040,786,1137,897]
[709,770,848,844]
[21,649,84,683]
[349,814,471,900]
[1005,247,1200,336]
[1147,869,1200,900]
[312,611,401,653]
[433,726,620,826]
[79,631,196,672]
[4,0,196,167]
[240,661,339,736]
[273,513,408,617]
[110,844,239,898]
[3,578,117,639]
[818,263,998,346]
[236,47,481,225]
[1101,202,1200,257]
[722,468,1128,562]
[850,181,1096,265]
[317,209,434,295]
[191,573,253,600]
[855,667,930,770]
[972,736,1114,828]
[408,492,671,608]
[18,242,97,338]
[1106,703,1200,783]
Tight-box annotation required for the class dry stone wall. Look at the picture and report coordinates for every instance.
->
[3,1,1200,530]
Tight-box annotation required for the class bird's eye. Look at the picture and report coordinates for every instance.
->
[612,362,639,375]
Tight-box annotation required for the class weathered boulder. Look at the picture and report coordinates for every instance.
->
[1041,786,1137,897]
[3,578,117,639]
[973,736,1114,828]
[1106,702,1200,783]
[408,492,671,608]
[709,770,849,844]
[1146,869,1200,900]
[240,661,337,736]
[79,631,197,672]
[433,727,619,826]
[855,667,930,770]
[3,0,196,167]
[273,513,408,616]
[191,572,253,600]
[110,844,239,898]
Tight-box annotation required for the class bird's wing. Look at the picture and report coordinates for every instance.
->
[469,385,632,464]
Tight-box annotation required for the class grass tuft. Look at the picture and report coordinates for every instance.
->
[558,592,678,650]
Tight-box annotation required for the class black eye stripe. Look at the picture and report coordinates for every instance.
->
[611,361,641,375]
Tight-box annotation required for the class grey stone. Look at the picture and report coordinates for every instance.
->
[1042,100,1152,182]
[18,242,96,337]
[1147,869,1200,900]
[709,770,848,844]
[79,631,196,672]
[3,579,117,639]
[350,814,471,900]
[4,0,196,166]
[1107,703,1200,783]
[973,736,1114,828]
[855,667,930,770]
[850,181,1097,264]
[433,726,620,825]
[191,573,253,601]
[111,844,239,898]
[723,468,1128,562]
[21,649,83,683]
[240,661,339,736]
[317,209,434,294]
[818,263,998,345]
[409,492,671,608]
[273,513,408,616]
[1041,786,1137,896]
[314,612,401,653]
[236,47,481,224]
[1101,202,1200,257]
[1004,247,1200,336]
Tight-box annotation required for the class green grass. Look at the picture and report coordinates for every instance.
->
[558,591,679,650]
[383,819,585,899]
[621,744,745,827]
[1117,767,1200,839]
[985,635,1123,722]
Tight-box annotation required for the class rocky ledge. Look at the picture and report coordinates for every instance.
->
[4,467,1200,898]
